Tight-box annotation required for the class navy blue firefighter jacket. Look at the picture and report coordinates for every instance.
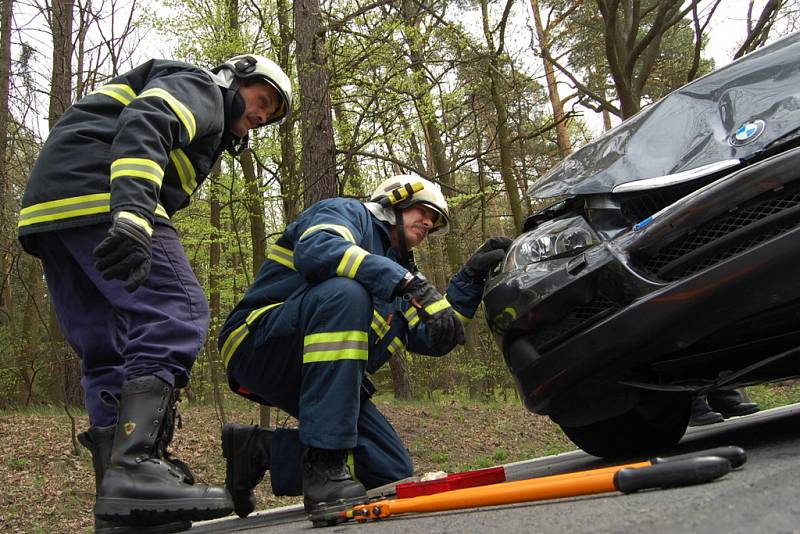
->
[18,59,230,253]
[218,197,483,386]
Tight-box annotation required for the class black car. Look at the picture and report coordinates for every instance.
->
[483,32,800,457]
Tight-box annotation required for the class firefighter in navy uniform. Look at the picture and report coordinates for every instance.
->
[218,175,512,521]
[17,54,292,532]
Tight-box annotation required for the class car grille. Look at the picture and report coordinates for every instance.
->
[619,176,719,224]
[531,295,621,350]
[637,187,800,282]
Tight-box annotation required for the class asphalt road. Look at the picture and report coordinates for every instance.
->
[193,403,800,533]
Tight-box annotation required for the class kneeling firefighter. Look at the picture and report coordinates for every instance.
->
[218,175,512,518]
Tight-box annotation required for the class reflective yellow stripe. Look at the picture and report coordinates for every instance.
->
[300,224,356,243]
[371,310,390,339]
[453,308,471,325]
[111,157,164,187]
[267,244,295,270]
[138,88,197,141]
[303,331,369,363]
[404,306,420,327]
[387,336,405,355]
[19,193,168,228]
[336,245,369,279]
[90,83,136,105]
[424,298,451,316]
[116,210,153,236]
[155,203,169,219]
[445,296,472,325]
[18,193,110,227]
[169,149,197,195]
[221,302,283,367]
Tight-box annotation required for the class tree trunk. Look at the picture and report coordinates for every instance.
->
[49,0,74,127]
[276,0,300,222]
[400,0,464,274]
[238,149,272,426]
[530,0,571,157]
[208,170,227,423]
[46,0,81,422]
[0,0,12,321]
[19,262,42,404]
[388,352,413,400]
[294,0,337,207]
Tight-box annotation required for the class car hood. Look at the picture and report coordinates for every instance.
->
[530,32,800,199]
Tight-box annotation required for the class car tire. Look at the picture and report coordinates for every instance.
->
[559,393,691,458]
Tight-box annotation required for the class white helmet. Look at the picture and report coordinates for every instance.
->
[368,174,450,235]
[217,54,292,125]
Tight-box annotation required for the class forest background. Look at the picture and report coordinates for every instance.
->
[2,0,800,431]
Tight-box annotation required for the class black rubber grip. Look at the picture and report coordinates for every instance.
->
[613,456,731,494]
[651,446,747,469]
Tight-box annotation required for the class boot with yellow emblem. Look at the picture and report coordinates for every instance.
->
[94,376,233,524]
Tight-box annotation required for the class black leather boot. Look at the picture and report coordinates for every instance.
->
[78,426,191,533]
[689,394,725,426]
[221,423,274,518]
[94,376,233,524]
[708,389,760,418]
[302,446,366,514]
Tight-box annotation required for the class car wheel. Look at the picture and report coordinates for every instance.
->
[559,393,691,458]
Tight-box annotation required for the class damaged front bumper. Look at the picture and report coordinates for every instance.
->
[485,146,800,424]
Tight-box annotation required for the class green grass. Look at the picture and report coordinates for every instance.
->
[745,380,800,410]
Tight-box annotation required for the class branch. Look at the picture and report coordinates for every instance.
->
[734,0,783,59]
[540,45,622,117]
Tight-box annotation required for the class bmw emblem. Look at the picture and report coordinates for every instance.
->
[730,119,765,146]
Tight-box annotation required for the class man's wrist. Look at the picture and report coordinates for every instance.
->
[395,271,416,296]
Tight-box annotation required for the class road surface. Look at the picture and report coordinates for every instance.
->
[192,402,800,533]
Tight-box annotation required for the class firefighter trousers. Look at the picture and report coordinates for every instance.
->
[226,277,413,494]
[28,224,209,427]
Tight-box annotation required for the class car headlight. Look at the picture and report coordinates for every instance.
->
[504,216,599,270]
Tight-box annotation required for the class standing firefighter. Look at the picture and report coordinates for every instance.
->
[218,175,512,519]
[17,54,292,532]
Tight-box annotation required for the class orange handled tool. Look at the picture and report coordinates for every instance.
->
[311,455,733,527]
[394,445,745,498]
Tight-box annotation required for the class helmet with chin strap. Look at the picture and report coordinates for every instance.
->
[368,175,450,234]
[366,174,449,271]
[209,54,292,155]
[214,54,292,125]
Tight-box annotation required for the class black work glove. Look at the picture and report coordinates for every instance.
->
[93,212,152,292]
[459,236,513,284]
[398,274,466,350]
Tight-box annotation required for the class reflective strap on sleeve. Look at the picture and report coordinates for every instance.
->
[116,210,153,237]
[299,224,356,243]
[90,83,136,106]
[445,296,473,326]
[169,149,198,195]
[267,244,296,270]
[110,157,165,187]
[386,336,406,355]
[303,330,369,364]
[336,245,369,279]
[137,87,197,141]
[453,308,472,326]
[423,298,451,316]
[404,306,420,327]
